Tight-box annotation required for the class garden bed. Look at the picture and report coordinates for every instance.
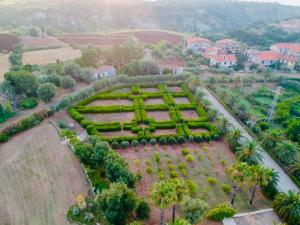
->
[144,98,165,105]
[181,110,199,120]
[152,128,177,135]
[190,128,209,133]
[168,86,183,93]
[84,112,135,123]
[174,97,190,104]
[87,99,133,106]
[141,87,159,92]
[147,111,171,121]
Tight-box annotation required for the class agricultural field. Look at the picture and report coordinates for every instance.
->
[21,36,66,51]
[65,83,271,224]
[0,122,90,225]
[0,53,9,81]
[58,30,183,47]
[23,47,81,65]
[0,33,18,52]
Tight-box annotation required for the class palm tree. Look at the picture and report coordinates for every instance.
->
[226,128,244,152]
[217,117,231,135]
[236,141,263,165]
[249,165,273,205]
[273,190,300,225]
[261,129,282,150]
[289,162,300,180]
[226,162,250,205]
[151,180,175,225]
[275,141,297,166]
[208,109,218,122]
[170,178,188,223]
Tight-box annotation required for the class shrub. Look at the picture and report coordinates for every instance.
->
[220,159,225,166]
[140,139,147,145]
[181,197,209,224]
[61,75,76,89]
[150,138,157,145]
[186,180,198,196]
[259,121,270,130]
[195,135,203,143]
[72,206,80,216]
[37,83,56,102]
[159,137,167,145]
[146,167,153,174]
[182,148,190,156]
[120,141,130,149]
[57,120,67,129]
[178,135,186,144]
[154,151,160,164]
[206,203,236,221]
[111,141,119,149]
[0,133,9,142]
[188,135,194,143]
[168,164,175,171]
[136,200,150,220]
[207,177,217,185]
[170,171,179,178]
[132,140,140,148]
[198,155,203,161]
[19,97,38,109]
[168,136,177,144]
[221,184,232,193]
[178,163,186,170]
[180,168,187,176]
[186,154,194,163]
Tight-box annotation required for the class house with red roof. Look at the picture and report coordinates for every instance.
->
[93,65,116,79]
[216,39,240,53]
[186,37,212,55]
[203,47,226,59]
[209,54,237,68]
[271,43,300,62]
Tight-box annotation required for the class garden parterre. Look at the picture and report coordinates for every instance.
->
[68,83,220,146]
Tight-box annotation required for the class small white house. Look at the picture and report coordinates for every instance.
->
[93,65,116,79]
[210,54,237,68]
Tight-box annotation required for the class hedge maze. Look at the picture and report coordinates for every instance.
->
[68,83,220,146]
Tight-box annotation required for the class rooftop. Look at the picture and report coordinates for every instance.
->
[94,65,115,73]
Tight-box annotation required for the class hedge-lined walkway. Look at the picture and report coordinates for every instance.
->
[202,87,299,193]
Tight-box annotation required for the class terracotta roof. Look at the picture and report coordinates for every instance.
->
[216,39,238,45]
[94,65,115,73]
[187,37,211,45]
[257,51,281,61]
[212,54,237,63]
[274,43,300,53]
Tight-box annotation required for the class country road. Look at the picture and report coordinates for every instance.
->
[202,87,299,193]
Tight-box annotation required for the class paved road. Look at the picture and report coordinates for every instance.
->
[202,87,299,193]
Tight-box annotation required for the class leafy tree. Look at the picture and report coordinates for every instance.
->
[225,162,250,205]
[286,120,300,142]
[236,141,262,165]
[273,190,300,225]
[234,52,247,71]
[74,143,93,164]
[136,199,150,220]
[4,70,38,96]
[181,197,209,224]
[30,27,40,36]
[226,128,244,152]
[248,165,273,205]
[37,83,56,102]
[95,182,138,225]
[77,46,101,68]
[151,180,175,225]
[9,44,23,67]
[64,63,82,79]
[61,76,76,90]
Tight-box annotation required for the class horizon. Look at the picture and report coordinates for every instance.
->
[238,0,300,6]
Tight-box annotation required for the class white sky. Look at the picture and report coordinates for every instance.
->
[238,0,300,6]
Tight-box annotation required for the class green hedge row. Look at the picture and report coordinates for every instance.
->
[75,105,134,113]
[94,122,121,132]
[78,93,130,106]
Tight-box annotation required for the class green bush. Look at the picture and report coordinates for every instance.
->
[221,184,232,193]
[195,135,203,143]
[132,140,140,148]
[186,154,194,163]
[140,139,147,145]
[207,177,217,185]
[178,135,186,144]
[206,203,236,221]
[170,171,179,178]
[188,135,195,142]
[136,200,150,220]
[150,138,157,145]
[159,137,167,145]
[168,136,177,144]
[120,141,130,149]
[37,82,56,102]
[19,97,38,109]
[182,148,190,156]
[186,180,198,196]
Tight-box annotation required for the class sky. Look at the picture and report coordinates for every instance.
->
[239,0,300,6]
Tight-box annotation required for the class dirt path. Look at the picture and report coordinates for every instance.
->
[0,122,90,225]
[202,87,299,193]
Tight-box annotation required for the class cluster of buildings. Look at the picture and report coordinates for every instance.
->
[186,37,240,68]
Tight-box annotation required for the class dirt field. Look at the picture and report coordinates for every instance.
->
[0,122,90,225]
[87,99,133,106]
[0,33,18,51]
[0,53,9,81]
[144,98,165,105]
[147,111,171,121]
[21,36,66,50]
[174,97,190,104]
[181,110,199,119]
[58,30,183,46]
[118,140,271,224]
[23,47,81,65]
[84,112,135,123]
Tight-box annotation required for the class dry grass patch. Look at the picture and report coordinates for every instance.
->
[84,112,135,123]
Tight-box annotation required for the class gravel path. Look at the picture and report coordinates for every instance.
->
[202,87,298,193]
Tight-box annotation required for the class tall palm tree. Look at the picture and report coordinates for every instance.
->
[289,162,300,180]
[217,117,231,135]
[273,190,300,225]
[249,165,273,205]
[226,162,250,205]
[226,128,244,152]
[261,129,282,150]
[236,141,263,165]
[170,178,188,223]
[151,180,175,225]
[275,141,297,166]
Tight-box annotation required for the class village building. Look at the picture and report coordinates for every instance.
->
[271,43,300,62]
[93,65,117,79]
[203,47,226,59]
[158,59,186,75]
[186,37,212,55]
[216,39,240,53]
[209,54,237,68]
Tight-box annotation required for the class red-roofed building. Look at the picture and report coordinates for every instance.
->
[186,37,212,55]
[203,47,225,59]
[93,65,116,79]
[271,43,300,62]
[216,39,240,53]
[210,54,237,68]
